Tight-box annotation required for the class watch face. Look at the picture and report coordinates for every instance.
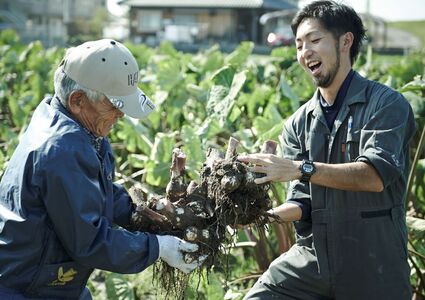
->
[303,164,314,173]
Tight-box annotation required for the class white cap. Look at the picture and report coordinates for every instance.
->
[61,39,155,119]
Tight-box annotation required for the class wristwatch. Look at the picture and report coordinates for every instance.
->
[299,159,316,183]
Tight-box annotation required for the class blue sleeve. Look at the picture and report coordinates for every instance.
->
[112,183,134,227]
[37,142,159,274]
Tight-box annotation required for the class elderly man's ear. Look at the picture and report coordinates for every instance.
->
[67,91,86,115]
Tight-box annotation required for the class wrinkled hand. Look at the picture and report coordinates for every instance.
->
[156,235,206,274]
[237,153,301,184]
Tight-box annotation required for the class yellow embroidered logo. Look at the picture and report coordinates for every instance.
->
[49,266,78,286]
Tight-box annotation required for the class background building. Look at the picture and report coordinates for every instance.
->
[118,0,298,49]
[0,0,108,46]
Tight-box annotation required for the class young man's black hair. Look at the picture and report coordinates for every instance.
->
[291,0,366,64]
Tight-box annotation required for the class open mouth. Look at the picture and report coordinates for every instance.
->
[307,61,322,73]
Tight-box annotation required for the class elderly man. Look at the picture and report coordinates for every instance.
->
[0,39,201,299]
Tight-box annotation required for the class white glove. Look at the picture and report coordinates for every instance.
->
[156,235,206,274]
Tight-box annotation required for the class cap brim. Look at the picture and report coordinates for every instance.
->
[107,88,156,119]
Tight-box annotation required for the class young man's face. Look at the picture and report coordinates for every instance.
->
[295,18,340,88]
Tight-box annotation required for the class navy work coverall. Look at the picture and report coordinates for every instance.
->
[0,96,159,299]
[245,72,416,299]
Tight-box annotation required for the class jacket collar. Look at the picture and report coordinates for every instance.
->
[50,95,105,153]
[306,71,368,116]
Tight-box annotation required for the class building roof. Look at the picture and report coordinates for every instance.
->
[119,0,297,10]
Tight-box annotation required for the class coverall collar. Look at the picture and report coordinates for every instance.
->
[306,71,369,117]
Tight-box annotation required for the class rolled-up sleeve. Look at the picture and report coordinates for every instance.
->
[355,91,416,187]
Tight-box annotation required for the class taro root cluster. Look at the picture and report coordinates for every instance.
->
[127,138,277,269]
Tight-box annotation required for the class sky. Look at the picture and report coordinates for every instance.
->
[299,0,425,21]
[108,0,425,22]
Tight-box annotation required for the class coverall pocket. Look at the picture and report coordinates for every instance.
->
[25,261,93,299]
[345,129,360,162]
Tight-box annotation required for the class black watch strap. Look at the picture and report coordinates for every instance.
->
[299,159,316,183]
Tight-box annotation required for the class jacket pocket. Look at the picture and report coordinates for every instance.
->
[346,129,360,162]
[24,261,93,299]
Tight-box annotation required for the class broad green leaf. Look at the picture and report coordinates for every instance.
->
[157,58,184,91]
[158,40,179,57]
[399,75,425,93]
[150,132,176,162]
[402,91,425,118]
[144,160,170,187]
[229,105,242,123]
[152,90,169,106]
[253,116,274,135]
[225,41,254,66]
[202,49,224,73]
[237,85,274,119]
[186,83,208,102]
[0,29,20,45]
[279,73,299,112]
[207,68,247,126]
[407,216,425,239]
[211,65,236,87]
[264,103,284,123]
[181,124,205,179]
[204,271,225,300]
[126,153,149,169]
[252,104,283,137]
[384,75,397,88]
[192,44,224,75]
[124,42,155,68]
[105,273,135,300]
[270,46,296,61]
[115,118,153,154]
[253,123,285,149]
[197,117,224,139]
[234,128,255,151]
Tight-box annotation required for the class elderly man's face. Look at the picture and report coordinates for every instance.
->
[77,94,124,137]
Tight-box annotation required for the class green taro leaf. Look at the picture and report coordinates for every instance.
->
[181,124,204,163]
[145,132,176,187]
[197,117,224,139]
[402,91,425,118]
[207,66,247,126]
[150,132,176,163]
[279,73,299,112]
[181,124,205,179]
[116,117,153,154]
[203,271,225,300]
[407,216,425,240]
[399,75,425,93]
[105,273,135,300]
[157,58,184,91]
[225,41,254,67]
[145,160,170,187]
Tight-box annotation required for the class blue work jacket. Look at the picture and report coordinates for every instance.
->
[0,96,159,299]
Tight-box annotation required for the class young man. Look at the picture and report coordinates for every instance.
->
[0,39,202,299]
[238,1,415,299]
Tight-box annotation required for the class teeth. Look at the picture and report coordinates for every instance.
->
[308,61,320,68]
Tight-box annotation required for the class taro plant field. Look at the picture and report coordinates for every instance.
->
[0,28,424,299]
